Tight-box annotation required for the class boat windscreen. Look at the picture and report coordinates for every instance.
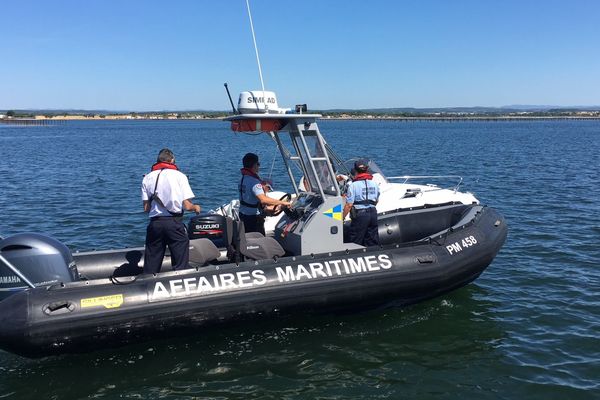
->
[343,158,387,180]
[297,133,338,196]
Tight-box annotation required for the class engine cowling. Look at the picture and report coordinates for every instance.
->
[0,233,77,301]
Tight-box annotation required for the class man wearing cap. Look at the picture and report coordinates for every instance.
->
[239,152,291,235]
[343,159,380,246]
[141,148,201,274]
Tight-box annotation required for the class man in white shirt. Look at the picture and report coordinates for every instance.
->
[141,148,201,273]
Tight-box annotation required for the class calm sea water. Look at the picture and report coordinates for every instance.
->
[0,120,599,399]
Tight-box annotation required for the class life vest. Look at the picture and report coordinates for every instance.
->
[352,174,377,206]
[151,162,178,171]
[239,168,262,209]
[353,173,373,181]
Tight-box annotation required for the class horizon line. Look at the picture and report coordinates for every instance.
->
[3,104,600,113]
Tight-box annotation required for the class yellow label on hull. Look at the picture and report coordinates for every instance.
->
[80,294,124,309]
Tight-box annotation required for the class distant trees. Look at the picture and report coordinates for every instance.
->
[4,110,34,118]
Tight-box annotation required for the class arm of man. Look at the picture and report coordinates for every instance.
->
[374,182,380,205]
[183,199,201,214]
[141,178,151,212]
[343,202,353,219]
[179,174,200,214]
[250,181,290,208]
[343,183,356,219]
[256,193,291,208]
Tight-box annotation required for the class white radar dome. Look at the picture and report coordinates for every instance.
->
[237,91,289,114]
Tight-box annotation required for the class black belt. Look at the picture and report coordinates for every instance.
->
[354,200,377,206]
[240,199,260,208]
[151,216,183,221]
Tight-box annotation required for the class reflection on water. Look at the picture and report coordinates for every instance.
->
[2,288,506,399]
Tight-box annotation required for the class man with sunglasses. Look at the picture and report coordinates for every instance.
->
[238,152,291,235]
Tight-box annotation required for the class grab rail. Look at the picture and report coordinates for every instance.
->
[386,175,464,193]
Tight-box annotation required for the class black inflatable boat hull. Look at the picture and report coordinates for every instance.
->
[0,206,506,358]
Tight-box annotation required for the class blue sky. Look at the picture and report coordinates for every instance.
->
[1,0,599,110]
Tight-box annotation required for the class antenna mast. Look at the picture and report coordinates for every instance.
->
[245,0,268,111]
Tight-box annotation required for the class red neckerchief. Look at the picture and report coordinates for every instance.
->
[241,168,271,191]
[240,168,261,180]
[353,173,373,181]
[151,162,179,171]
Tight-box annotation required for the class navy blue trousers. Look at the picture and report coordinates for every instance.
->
[349,207,380,247]
[240,213,266,236]
[144,217,189,274]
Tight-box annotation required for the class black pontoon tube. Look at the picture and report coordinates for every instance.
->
[0,206,507,358]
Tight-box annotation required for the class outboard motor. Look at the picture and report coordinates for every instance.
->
[188,214,231,249]
[0,233,77,301]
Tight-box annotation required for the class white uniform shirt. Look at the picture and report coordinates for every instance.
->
[141,169,195,218]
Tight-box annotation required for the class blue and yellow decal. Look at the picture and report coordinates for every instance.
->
[323,204,343,221]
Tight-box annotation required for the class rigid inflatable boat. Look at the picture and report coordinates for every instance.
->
[0,91,507,358]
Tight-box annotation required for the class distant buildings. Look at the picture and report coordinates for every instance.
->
[26,112,223,120]
[2,109,599,121]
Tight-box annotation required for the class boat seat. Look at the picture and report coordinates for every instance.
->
[233,220,285,261]
[245,232,265,239]
[189,238,221,266]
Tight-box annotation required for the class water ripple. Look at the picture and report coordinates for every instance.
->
[1,120,599,399]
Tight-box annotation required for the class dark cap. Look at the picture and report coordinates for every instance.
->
[354,159,369,172]
[242,152,259,168]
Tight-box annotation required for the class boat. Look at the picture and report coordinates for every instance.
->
[0,90,507,358]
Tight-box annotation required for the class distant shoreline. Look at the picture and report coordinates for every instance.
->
[2,114,600,125]
[322,115,600,121]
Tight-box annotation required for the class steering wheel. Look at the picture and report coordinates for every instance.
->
[271,193,292,216]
